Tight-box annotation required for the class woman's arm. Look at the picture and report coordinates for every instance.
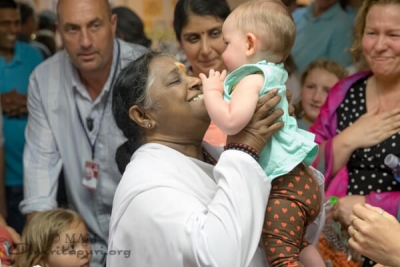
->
[201,70,264,135]
[316,106,400,178]
[330,106,382,176]
[330,128,360,176]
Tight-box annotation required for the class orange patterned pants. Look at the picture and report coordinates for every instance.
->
[261,163,321,267]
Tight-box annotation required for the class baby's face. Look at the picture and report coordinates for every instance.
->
[46,222,92,267]
[221,18,250,72]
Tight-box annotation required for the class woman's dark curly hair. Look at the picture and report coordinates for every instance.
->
[112,51,168,173]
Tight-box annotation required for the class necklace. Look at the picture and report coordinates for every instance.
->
[202,148,217,165]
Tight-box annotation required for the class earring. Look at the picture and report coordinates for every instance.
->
[148,123,152,128]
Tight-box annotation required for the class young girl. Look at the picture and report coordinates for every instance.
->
[295,60,348,131]
[200,0,324,266]
[13,209,92,267]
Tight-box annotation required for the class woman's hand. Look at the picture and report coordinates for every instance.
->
[340,106,400,150]
[332,106,400,175]
[348,203,400,267]
[227,88,284,154]
[332,195,365,227]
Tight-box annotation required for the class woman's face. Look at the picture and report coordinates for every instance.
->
[362,4,400,80]
[301,68,339,122]
[179,14,227,77]
[146,56,210,141]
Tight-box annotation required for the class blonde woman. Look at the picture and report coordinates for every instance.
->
[311,1,400,265]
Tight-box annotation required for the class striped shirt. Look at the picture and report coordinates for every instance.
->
[20,39,147,266]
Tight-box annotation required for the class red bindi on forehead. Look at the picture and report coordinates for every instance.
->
[175,62,186,70]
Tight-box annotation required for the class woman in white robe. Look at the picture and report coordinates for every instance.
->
[107,52,325,267]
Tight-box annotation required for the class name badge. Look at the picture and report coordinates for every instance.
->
[82,161,99,190]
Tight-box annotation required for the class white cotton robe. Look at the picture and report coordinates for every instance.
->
[107,143,325,267]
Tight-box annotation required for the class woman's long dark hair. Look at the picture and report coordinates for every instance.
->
[112,7,152,48]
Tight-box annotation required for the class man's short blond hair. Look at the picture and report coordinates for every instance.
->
[230,0,296,63]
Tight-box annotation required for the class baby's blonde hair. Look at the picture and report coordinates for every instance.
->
[14,209,84,267]
[229,0,296,63]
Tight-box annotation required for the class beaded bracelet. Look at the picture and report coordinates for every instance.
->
[224,143,260,161]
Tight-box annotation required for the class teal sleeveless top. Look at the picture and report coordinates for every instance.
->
[223,61,318,180]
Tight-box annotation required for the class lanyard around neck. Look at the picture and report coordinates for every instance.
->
[75,40,121,160]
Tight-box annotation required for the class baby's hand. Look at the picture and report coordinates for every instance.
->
[199,69,227,94]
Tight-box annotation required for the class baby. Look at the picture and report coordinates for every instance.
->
[13,209,92,267]
[200,0,322,266]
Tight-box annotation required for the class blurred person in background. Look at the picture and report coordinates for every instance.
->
[35,9,57,56]
[295,60,348,130]
[17,1,35,42]
[291,0,354,74]
[112,6,152,48]
[0,0,43,234]
[340,0,363,22]
[282,0,299,13]
[17,1,51,58]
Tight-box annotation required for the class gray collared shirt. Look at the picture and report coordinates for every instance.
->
[20,39,147,265]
